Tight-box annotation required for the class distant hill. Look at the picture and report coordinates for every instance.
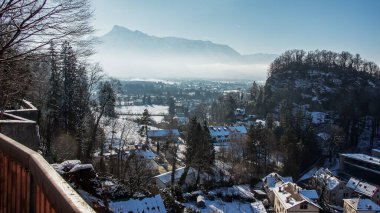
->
[259,49,380,147]
[93,25,278,80]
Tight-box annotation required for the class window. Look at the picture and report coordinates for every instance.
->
[300,203,308,209]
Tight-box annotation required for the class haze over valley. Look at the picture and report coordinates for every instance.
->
[93,25,278,80]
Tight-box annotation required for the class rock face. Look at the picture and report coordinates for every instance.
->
[0,113,40,150]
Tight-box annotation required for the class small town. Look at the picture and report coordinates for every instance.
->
[1,0,380,213]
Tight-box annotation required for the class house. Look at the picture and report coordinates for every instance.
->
[262,173,294,203]
[251,201,268,213]
[346,178,380,205]
[147,129,180,139]
[340,154,380,185]
[109,194,166,213]
[173,113,188,125]
[209,125,248,145]
[299,190,319,203]
[312,168,353,206]
[343,198,380,213]
[153,167,197,189]
[235,107,246,119]
[273,182,321,213]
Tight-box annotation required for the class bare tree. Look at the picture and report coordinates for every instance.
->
[0,0,95,113]
[0,0,95,62]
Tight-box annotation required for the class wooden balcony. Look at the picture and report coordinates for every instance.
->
[0,133,95,213]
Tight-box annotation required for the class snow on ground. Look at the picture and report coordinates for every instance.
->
[116,105,168,123]
[208,185,255,201]
[109,194,166,213]
[184,199,253,213]
[116,105,168,115]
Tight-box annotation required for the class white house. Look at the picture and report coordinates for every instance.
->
[153,167,197,189]
[343,198,380,213]
[273,182,321,213]
[312,168,353,206]
[209,125,247,145]
[347,177,380,205]
[262,172,294,204]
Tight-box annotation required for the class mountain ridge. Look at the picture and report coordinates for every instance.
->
[93,25,278,80]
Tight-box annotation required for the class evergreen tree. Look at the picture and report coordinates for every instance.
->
[179,117,215,186]
[98,81,117,118]
[44,42,62,156]
[138,109,153,143]
[168,97,176,117]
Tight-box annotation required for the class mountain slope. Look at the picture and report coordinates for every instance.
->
[93,25,277,80]
[99,25,241,61]
[259,50,380,148]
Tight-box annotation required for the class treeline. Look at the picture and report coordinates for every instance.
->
[0,0,120,162]
[34,42,119,162]
[268,49,380,77]
[262,50,380,149]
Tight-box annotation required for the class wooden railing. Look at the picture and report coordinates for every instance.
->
[0,133,95,213]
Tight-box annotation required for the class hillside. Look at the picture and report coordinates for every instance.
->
[260,50,380,148]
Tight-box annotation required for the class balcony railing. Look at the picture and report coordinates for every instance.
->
[0,133,95,213]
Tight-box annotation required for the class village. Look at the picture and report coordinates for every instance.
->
[81,79,380,213]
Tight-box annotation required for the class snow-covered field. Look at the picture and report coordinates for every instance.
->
[116,105,169,123]
[116,105,168,115]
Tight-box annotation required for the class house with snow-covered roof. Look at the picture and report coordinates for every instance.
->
[299,190,319,203]
[347,177,380,205]
[251,201,267,213]
[311,168,353,206]
[208,125,247,145]
[343,198,380,213]
[147,129,180,139]
[262,172,294,204]
[153,167,197,189]
[340,153,380,185]
[273,182,321,213]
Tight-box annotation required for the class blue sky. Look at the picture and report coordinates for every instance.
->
[92,0,380,63]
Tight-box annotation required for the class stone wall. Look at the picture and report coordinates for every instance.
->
[0,113,40,151]
[5,100,39,121]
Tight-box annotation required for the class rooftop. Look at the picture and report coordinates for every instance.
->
[273,182,320,210]
[344,198,380,211]
[209,125,248,137]
[147,129,180,138]
[251,201,267,213]
[346,177,379,197]
[154,167,195,184]
[341,153,380,167]
[314,168,340,190]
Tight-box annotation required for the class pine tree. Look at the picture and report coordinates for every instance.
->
[138,109,153,144]
[168,97,176,117]
[44,42,62,156]
[179,117,215,186]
